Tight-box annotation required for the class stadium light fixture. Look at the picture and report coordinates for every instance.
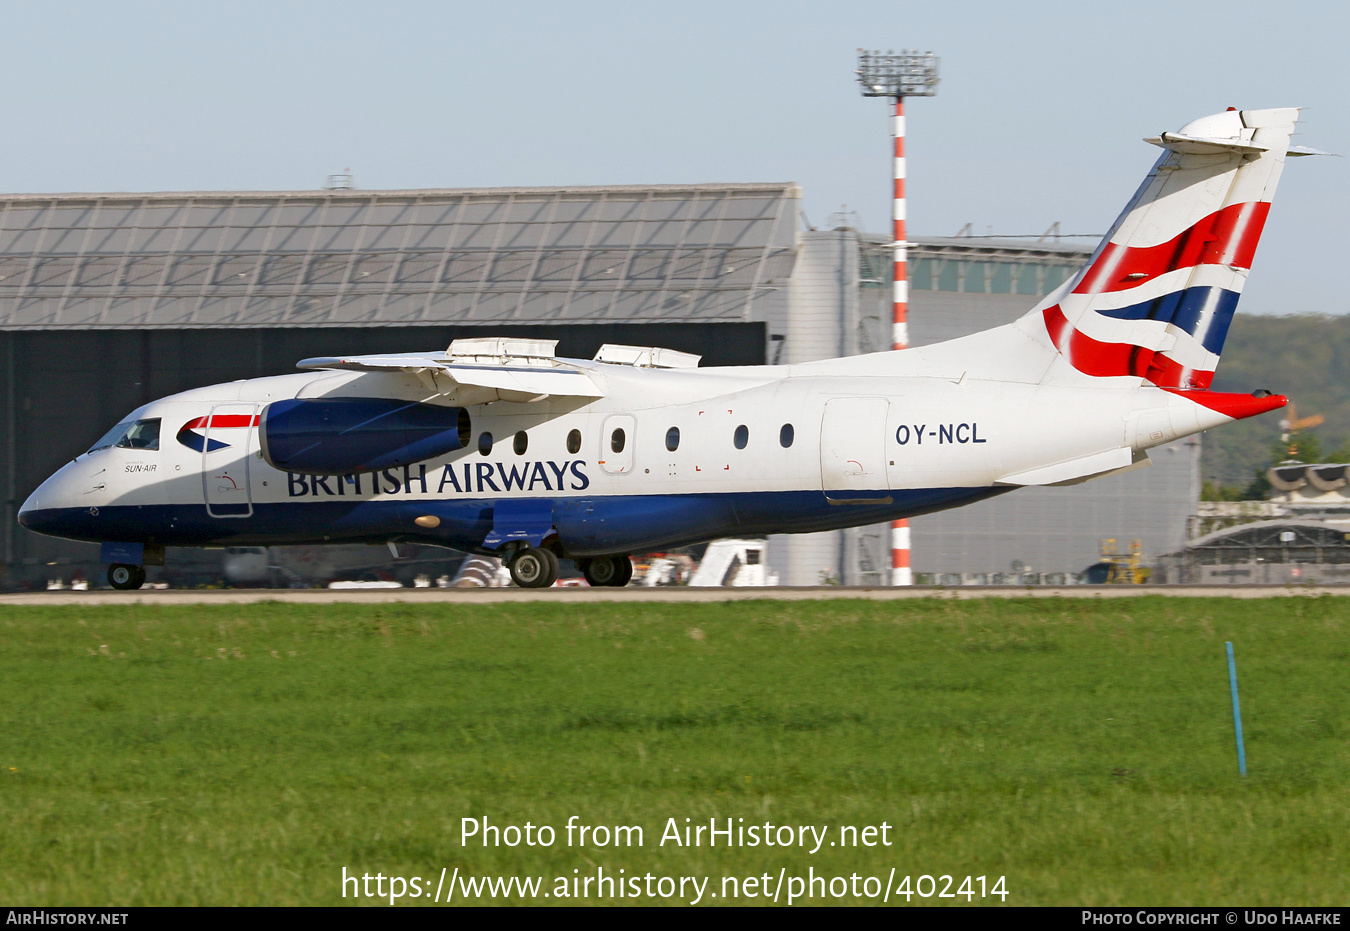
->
[855,49,940,98]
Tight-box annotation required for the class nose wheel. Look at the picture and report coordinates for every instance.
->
[107,563,146,590]
[579,555,633,587]
[507,546,560,588]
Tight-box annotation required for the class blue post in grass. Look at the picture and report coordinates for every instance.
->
[1226,642,1247,777]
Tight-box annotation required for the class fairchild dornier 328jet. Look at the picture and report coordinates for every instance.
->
[20,107,1318,588]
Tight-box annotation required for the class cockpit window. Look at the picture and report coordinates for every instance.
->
[119,419,160,450]
[88,418,161,453]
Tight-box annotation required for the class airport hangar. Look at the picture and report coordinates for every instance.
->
[0,181,1196,588]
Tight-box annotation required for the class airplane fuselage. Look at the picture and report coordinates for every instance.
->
[18,358,1218,559]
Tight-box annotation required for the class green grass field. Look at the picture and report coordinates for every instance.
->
[0,595,1346,906]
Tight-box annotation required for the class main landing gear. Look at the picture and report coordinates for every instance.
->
[107,563,146,590]
[579,555,633,588]
[503,546,633,589]
[507,546,560,588]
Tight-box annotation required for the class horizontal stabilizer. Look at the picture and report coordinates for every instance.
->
[997,447,1138,486]
[1146,133,1334,158]
[1144,132,1269,155]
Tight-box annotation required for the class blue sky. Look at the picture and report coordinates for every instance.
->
[0,0,1343,315]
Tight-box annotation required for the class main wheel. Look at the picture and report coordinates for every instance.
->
[108,563,145,590]
[508,547,559,588]
[582,555,632,587]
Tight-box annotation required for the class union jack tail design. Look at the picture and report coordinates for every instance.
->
[1030,107,1303,389]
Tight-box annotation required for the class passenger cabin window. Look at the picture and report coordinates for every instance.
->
[780,423,794,448]
[734,425,748,450]
[611,428,626,454]
[666,427,680,452]
[566,429,581,454]
[89,418,161,453]
[478,432,493,456]
[513,431,528,455]
[457,409,472,447]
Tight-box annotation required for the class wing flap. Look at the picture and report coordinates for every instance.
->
[442,365,603,399]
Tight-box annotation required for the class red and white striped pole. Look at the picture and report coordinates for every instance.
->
[891,95,912,586]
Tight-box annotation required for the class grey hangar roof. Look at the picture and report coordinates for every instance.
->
[0,183,802,330]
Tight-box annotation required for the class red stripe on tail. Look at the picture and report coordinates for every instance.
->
[1043,304,1213,389]
[1073,201,1270,295]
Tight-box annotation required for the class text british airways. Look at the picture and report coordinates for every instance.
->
[287,460,591,497]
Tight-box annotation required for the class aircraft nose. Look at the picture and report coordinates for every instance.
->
[17,484,69,535]
[16,478,49,529]
[16,490,38,529]
[16,460,99,540]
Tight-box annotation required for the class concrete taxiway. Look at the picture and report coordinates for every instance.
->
[0,585,1345,606]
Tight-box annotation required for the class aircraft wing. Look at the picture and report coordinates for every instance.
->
[296,354,605,401]
[435,364,603,399]
[296,354,453,373]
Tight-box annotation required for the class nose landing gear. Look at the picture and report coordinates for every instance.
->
[107,563,146,590]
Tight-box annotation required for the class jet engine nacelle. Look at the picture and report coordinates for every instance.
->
[258,397,471,476]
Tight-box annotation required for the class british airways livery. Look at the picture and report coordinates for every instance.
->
[19,108,1317,588]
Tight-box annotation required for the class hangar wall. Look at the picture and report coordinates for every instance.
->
[769,230,859,586]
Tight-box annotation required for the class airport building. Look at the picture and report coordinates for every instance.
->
[0,181,1196,587]
[1153,466,1350,586]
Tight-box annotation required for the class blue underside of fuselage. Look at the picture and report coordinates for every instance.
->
[19,486,1011,558]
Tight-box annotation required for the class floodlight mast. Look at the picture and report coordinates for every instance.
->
[856,48,939,587]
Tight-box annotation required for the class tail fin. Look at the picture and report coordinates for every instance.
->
[1029,107,1301,389]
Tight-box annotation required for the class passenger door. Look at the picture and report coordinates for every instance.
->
[599,414,636,475]
[819,398,889,492]
[202,404,259,517]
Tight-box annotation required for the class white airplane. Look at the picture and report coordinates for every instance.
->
[20,107,1319,589]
